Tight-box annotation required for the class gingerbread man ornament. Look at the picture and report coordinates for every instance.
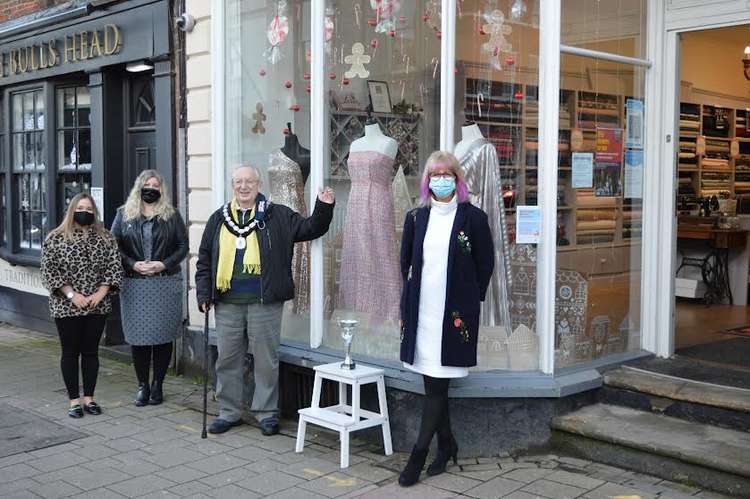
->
[481,10,513,56]
[344,42,371,79]
[252,102,267,135]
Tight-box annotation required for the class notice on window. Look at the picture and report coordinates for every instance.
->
[91,187,104,220]
[516,206,541,244]
[626,99,644,150]
[624,150,643,199]
[572,152,594,188]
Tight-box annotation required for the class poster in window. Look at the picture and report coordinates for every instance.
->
[367,80,392,113]
[624,150,643,199]
[625,99,643,150]
[594,128,623,197]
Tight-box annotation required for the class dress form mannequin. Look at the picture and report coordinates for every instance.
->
[454,122,484,159]
[280,122,311,184]
[350,122,398,159]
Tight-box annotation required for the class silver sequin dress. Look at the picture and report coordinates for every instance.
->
[268,150,310,314]
[457,138,513,331]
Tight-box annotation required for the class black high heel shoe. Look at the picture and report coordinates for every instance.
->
[398,447,429,487]
[149,380,163,405]
[134,383,150,407]
[426,435,458,476]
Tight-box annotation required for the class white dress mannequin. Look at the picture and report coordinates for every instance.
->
[350,123,398,158]
[454,123,484,159]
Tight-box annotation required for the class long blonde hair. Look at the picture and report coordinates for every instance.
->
[419,151,470,206]
[122,170,175,222]
[48,192,107,240]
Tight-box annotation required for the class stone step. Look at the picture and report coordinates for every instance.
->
[601,366,750,431]
[551,403,750,497]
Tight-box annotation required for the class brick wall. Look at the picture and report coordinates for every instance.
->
[0,0,67,23]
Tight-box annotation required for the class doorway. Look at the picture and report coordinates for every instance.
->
[672,25,750,377]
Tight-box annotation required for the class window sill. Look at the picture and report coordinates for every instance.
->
[0,248,41,268]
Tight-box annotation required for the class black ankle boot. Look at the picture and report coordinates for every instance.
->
[398,447,429,487]
[426,434,458,476]
[134,383,150,407]
[149,380,163,405]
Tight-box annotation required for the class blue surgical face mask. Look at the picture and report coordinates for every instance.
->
[429,176,456,198]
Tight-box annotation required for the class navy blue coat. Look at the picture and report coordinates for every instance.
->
[399,202,494,367]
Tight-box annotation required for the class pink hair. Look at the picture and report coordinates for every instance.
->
[419,151,470,206]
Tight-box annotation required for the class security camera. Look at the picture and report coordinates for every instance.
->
[176,13,195,33]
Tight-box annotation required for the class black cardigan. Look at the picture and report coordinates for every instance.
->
[399,202,494,367]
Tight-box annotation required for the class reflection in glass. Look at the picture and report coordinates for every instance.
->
[555,54,645,368]
[561,0,647,59]
[58,131,76,171]
[22,93,34,131]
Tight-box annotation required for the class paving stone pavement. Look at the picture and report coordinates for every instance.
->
[0,323,738,499]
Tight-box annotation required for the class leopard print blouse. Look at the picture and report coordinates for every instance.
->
[40,228,124,318]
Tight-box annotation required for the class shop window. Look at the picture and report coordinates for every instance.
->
[224,0,314,343]
[555,54,645,368]
[562,0,647,59]
[57,85,92,218]
[11,89,47,251]
[452,0,541,371]
[317,0,441,360]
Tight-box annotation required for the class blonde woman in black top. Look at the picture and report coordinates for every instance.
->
[41,193,123,418]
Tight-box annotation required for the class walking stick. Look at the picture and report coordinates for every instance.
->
[201,307,209,439]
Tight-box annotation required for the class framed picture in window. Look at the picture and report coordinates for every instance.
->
[367,80,392,113]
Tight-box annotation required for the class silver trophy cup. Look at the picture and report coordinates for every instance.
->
[337,319,358,370]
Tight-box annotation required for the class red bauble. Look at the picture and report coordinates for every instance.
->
[367,18,377,26]
[478,26,486,35]
[370,39,379,49]
[389,29,396,37]
[305,84,311,93]
[284,80,293,89]
[342,78,351,85]
[422,13,430,22]
[436,31,442,39]
[514,91,524,100]
[328,72,337,80]
[505,56,515,66]
[303,73,311,80]
[290,104,301,112]
[283,127,290,135]
[259,68,267,76]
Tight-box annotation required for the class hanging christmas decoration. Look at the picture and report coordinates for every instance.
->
[344,42,371,79]
[354,3,362,27]
[251,103,267,135]
[263,1,289,65]
[259,68,267,77]
[324,6,335,53]
[284,80,293,89]
[328,71,337,80]
[422,0,441,38]
[510,0,527,21]
[289,104,301,112]
[370,0,401,34]
[481,9,513,70]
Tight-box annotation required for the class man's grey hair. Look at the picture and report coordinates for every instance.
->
[231,165,261,181]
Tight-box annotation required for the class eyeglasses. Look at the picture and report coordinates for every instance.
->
[429,173,455,180]
[233,179,259,187]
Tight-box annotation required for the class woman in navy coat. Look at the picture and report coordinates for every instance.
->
[398,151,494,486]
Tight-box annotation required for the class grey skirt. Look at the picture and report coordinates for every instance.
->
[120,273,183,346]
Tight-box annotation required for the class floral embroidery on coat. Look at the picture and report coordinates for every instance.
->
[451,311,470,343]
[457,231,471,254]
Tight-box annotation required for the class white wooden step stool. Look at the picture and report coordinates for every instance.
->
[295,362,393,468]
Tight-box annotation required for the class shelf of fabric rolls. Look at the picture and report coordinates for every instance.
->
[678,102,750,204]
[462,76,642,257]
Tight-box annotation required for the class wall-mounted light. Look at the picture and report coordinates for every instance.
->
[743,46,750,81]
[126,60,154,73]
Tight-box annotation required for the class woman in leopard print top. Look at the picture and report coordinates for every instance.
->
[40,193,123,419]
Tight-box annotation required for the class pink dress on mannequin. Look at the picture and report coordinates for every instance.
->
[337,151,401,321]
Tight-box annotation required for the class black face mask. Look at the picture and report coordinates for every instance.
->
[74,211,95,226]
[141,188,161,204]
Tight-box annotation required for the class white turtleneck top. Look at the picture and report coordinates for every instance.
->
[404,195,469,378]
